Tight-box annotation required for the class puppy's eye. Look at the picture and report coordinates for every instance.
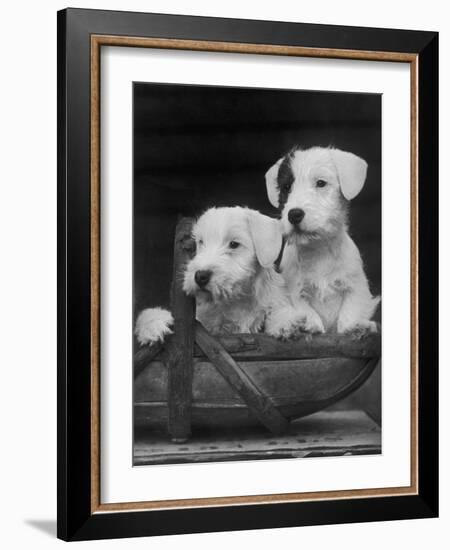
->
[198,239,204,246]
[229,241,240,249]
[316,179,328,188]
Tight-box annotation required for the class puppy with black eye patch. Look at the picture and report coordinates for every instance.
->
[265,146,380,335]
[135,206,307,345]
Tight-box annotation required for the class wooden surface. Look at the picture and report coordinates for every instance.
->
[135,330,381,371]
[135,354,379,426]
[195,322,290,434]
[166,218,196,442]
[134,410,381,465]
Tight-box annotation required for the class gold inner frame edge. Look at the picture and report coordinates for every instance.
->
[89,34,419,514]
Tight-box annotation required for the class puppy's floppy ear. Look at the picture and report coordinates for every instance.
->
[248,211,282,268]
[330,149,368,201]
[265,157,283,208]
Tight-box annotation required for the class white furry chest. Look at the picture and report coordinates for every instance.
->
[301,280,344,330]
[282,244,349,330]
[196,299,265,334]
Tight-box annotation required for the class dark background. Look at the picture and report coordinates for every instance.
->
[133,82,381,317]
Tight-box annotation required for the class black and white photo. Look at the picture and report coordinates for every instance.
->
[133,82,382,466]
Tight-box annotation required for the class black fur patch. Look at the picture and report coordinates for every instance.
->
[277,153,295,210]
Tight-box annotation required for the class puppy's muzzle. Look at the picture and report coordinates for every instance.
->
[287,208,305,226]
[194,269,212,288]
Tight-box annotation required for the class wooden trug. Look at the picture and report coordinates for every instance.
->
[136,217,381,442]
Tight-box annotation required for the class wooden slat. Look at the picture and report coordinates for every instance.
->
[193,330,381,360]
[134,333,381,376]
[133,329,382,375]
[134,341,163,379]
[195,322,290,435]
[135,356,372,405]
[166,218,196,442]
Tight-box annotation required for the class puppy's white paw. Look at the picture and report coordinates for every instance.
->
[337,318,377,338]
[264,310,294,340]
[300,309,325,335]
[265,307,324,340]
[135,307,174,345]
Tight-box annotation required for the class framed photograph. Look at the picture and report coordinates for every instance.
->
[57,8,438,541]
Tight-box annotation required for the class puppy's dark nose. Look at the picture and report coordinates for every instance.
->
[288,208,305,225]
[194,270,212,288]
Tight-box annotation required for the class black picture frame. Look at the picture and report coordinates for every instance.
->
[57,7,438,541]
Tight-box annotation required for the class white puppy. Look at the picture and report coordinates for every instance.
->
[136,206,305,345]
[265,146,380,335]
